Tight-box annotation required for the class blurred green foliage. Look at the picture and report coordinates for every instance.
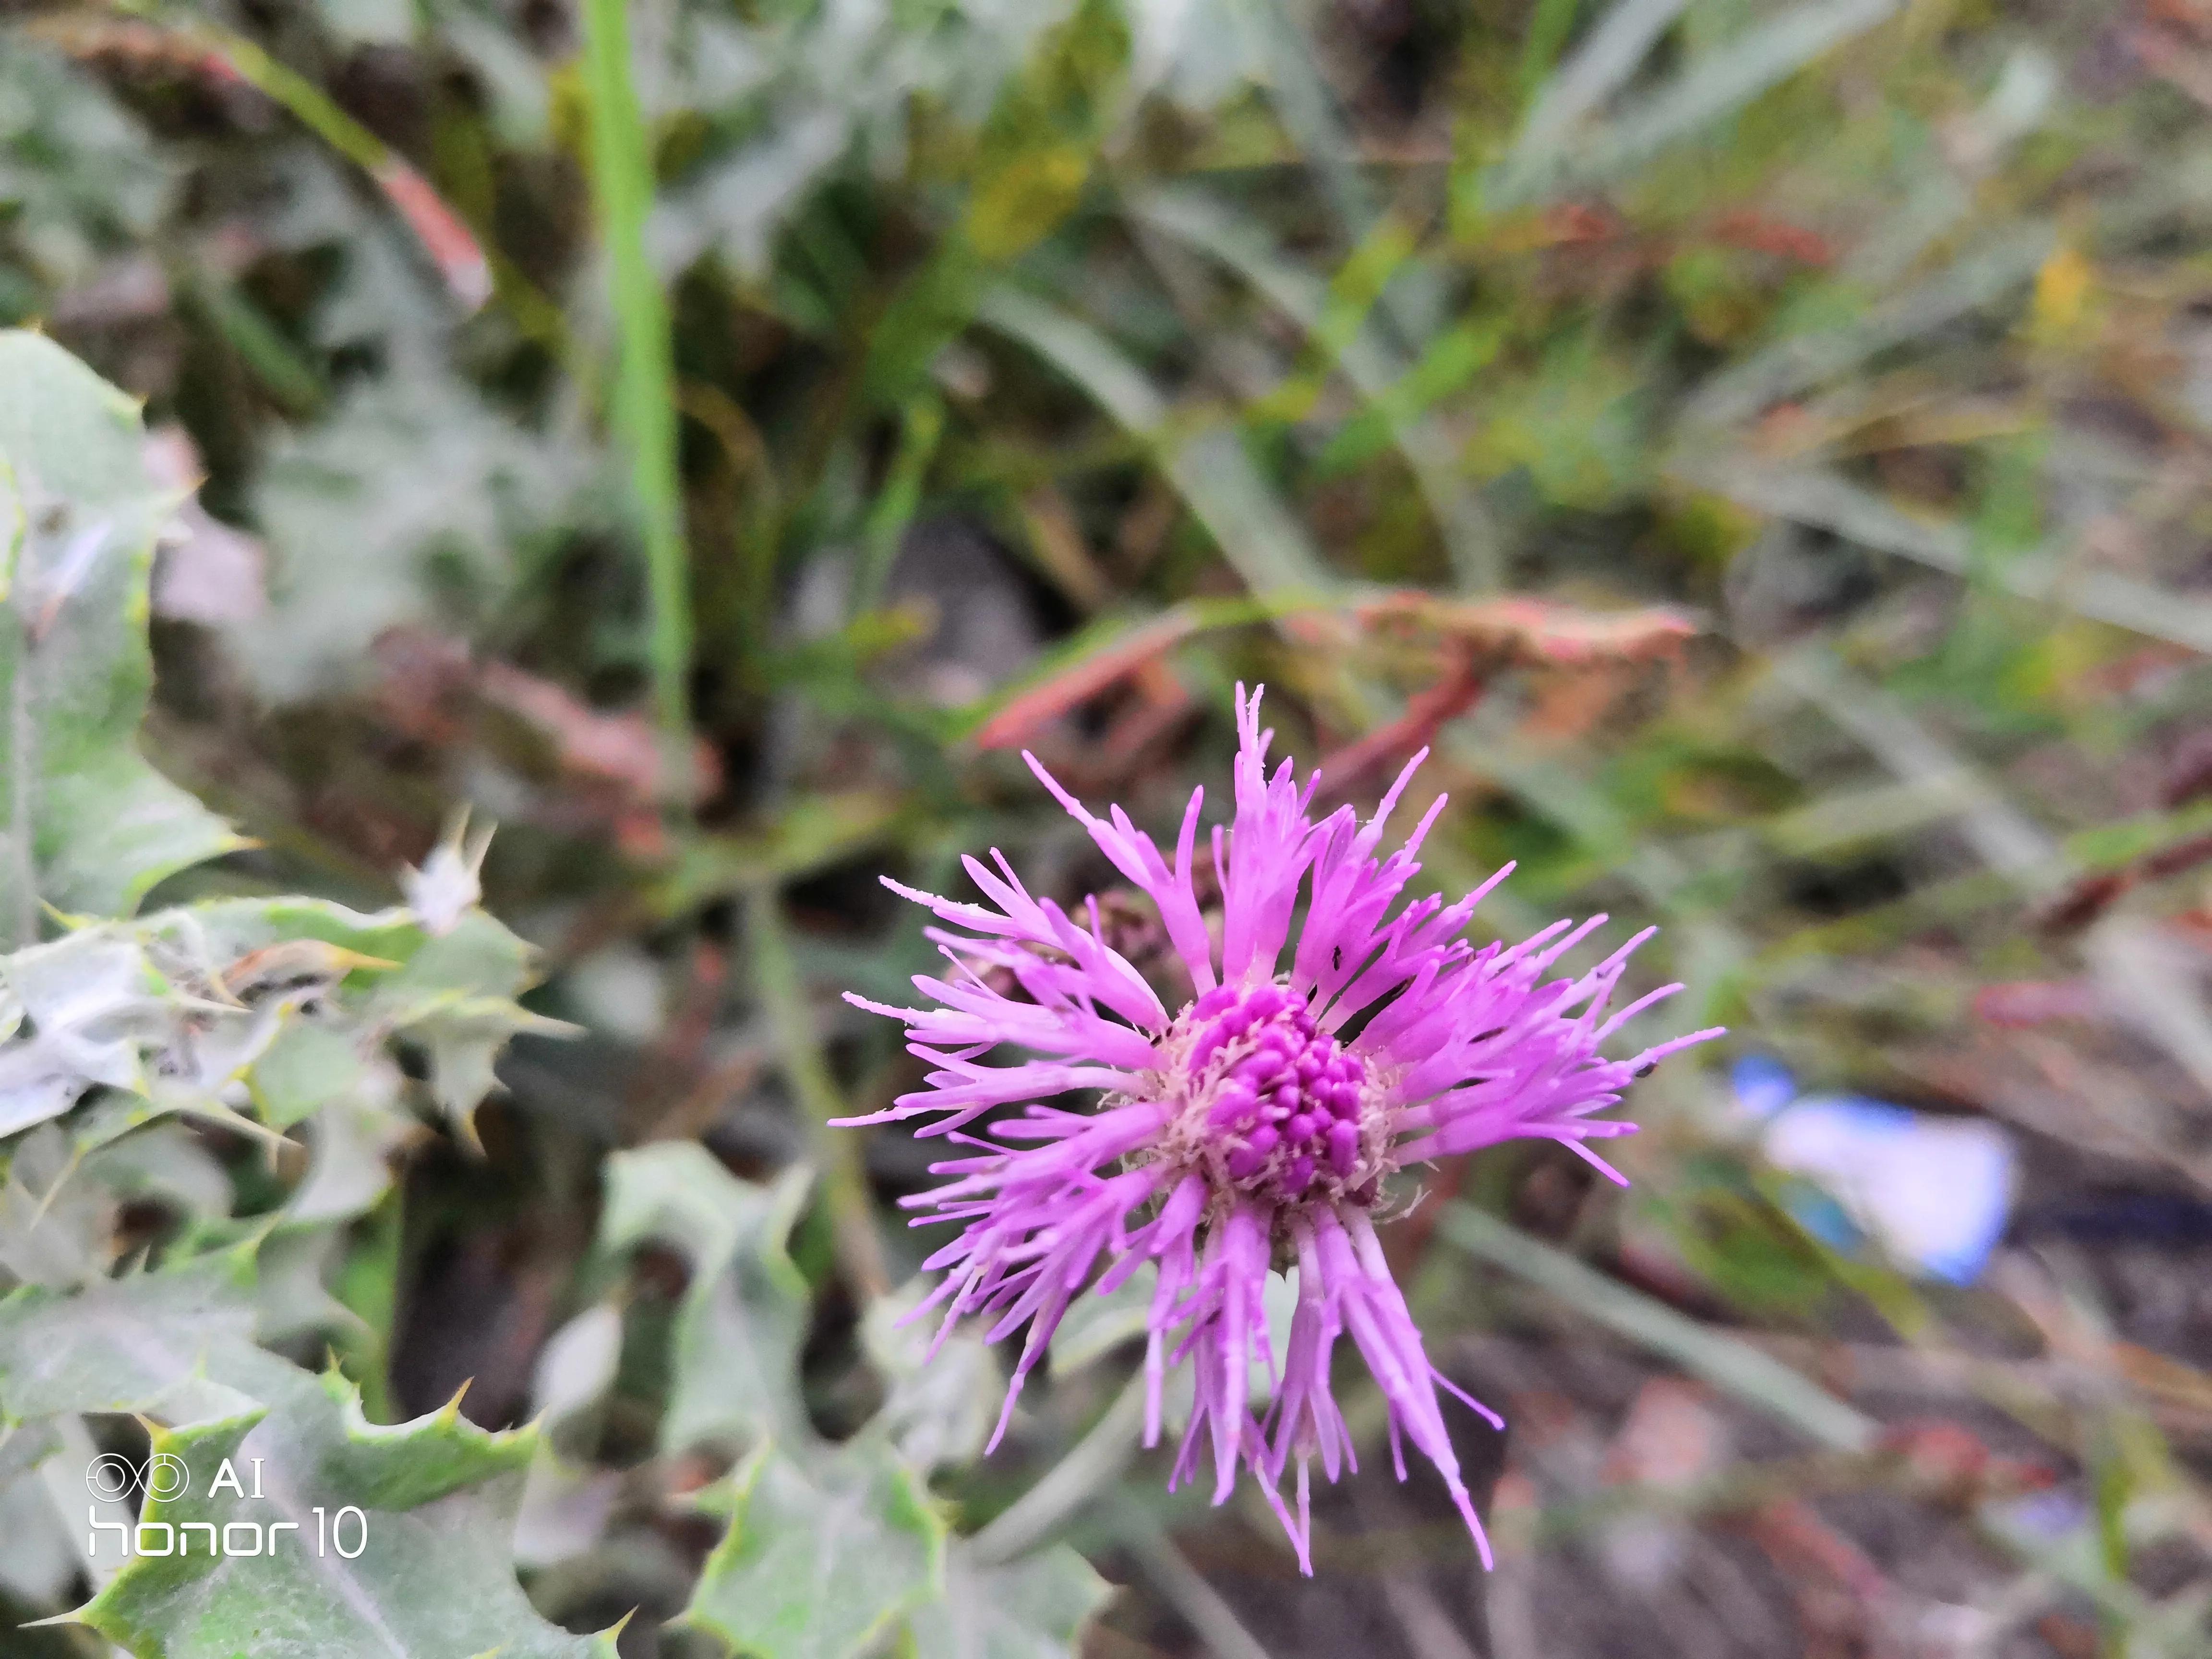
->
[5,0,2212,1652]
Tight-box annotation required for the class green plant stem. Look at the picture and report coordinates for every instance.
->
[1111,1493,1276,1659]
[969,1370,1147,1566]
[851,393,944,619]
[1518,0,1583,102]
[578,0,692,781]
[749,890,889,1301]
[136,11,387,172]
[1438,1202,1876,1451]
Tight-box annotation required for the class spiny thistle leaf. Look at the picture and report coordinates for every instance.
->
[678,1437,946,1659]
[74,1352,619,1659]
[863,1278,1001,1477]
[0,1248,260,1425]
[598,1143,813,1454]
[0,330,246,932]
[0,1250,615,1658]
[907,1544,1114,1659]
[0,895,560,1152]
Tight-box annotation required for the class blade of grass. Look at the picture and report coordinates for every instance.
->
[1497,0,1689,202]
[1674,224,2054,430]
[579,0,692,777]
[182,269,326,416]
[1691,463,2212,654]
[1763,775,1991,857]
[2084,916,2212,1103]
[1234,0,1446,348]
[1241,0,1380,244]
[1438,1205,2200,1645]
[975,286,1334,597]
[1436,1203,1880,1452]
[851,392,945,620]
[108,8,493,310]
[1130,188,1505,589]
[1574,0,1901,191]
[750,890,890,1301]
[1767,646,2068,895]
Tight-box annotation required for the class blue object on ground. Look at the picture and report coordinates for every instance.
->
[1731,1058,2017,1286]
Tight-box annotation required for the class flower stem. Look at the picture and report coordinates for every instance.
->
[749,890,889,1301]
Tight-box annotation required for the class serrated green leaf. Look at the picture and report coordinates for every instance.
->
[252,1224,366,1349]
[0,1418,60,1490]
[0,894,547,1146]
[865,1279,1001,1476]
[680,1438,946,1659]
[250,1022,371,1130]
[1044,1259,1154,1376]
[0,1457,75,1609]
[236,372,606,702]
[908,1544,1113,1659]
[0,1116,231,1289]
[0,1123,114,1286]
[75,1351,618,1659]
[285,1087,416,1227]
[0,1249,261,1425]
[599,1144,814,1455]
[0,331,244,936]
[0,1247,613,1656]
[365,908,571,1136]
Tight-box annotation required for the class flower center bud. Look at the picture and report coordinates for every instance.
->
[1159,981,1387,1207]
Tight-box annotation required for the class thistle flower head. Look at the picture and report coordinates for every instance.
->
[842,687,1719,1571]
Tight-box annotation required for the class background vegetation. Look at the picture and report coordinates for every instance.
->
[6,0,2212,1653]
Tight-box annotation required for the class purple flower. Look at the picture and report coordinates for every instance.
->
[842,687,1719,1571]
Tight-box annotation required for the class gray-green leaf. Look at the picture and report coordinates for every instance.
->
[0,331,243,937]
[908,1543,1114,1659]
[598,1143,814,1454]
[75,1350,618,1659]
[679,1437,946,1659]
[0,1249,260,1425]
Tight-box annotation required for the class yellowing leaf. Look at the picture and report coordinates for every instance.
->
[2032,244,2093,339]
[966,146,1090,264]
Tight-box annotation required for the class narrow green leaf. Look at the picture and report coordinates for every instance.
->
[1501,0,1688,196]
[579,0,691,760]
[1436,1204,1876,1452]
[1688,462,2212,654]
[975,287,1332,598]
[1582,0,1900,188]
[1129,189,1503,588]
